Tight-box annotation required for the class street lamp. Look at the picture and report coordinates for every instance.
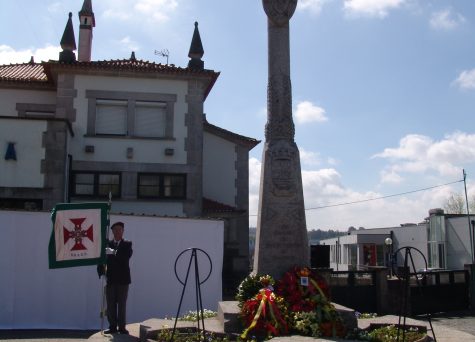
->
[385,237,393,277]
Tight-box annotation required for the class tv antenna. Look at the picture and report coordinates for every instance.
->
[154,49,169,64]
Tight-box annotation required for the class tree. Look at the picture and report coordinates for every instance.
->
[444,192,475,214]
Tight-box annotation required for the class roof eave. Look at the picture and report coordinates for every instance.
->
[204,120,260,149]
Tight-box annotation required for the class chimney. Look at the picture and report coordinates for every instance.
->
[78,0,95,62]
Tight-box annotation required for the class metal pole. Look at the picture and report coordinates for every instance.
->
[100,192,112,334]
[463,169,474,263]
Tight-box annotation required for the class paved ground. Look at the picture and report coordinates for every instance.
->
[424,310,475,337]
[1,310,474,341]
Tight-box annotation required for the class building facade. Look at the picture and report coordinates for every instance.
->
[0,1,259,292]
[320,209,475,273]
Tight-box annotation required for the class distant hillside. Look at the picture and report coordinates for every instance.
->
[249,227,345,244]
[307,229,346,244]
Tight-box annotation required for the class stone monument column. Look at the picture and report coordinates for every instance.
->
[253,0,309,279]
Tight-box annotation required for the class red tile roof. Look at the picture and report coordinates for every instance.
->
[202,197,243,214]
[1,58,219,97]
[204,119,260,149]
[0,63,49,83]
[46,58,219,77]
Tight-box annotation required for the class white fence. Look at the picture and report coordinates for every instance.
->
[0,210,223,329]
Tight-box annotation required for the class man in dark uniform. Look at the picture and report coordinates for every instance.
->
[98,221,133,335]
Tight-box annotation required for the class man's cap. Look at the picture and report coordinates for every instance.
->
[111,221,125,230]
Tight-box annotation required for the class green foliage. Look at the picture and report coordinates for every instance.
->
[235,274,274,308]
[307,229,346,242]
[366,325,425,342]
[444,192,475,214]
[292,311,321,337]
[357,312,378,319]
[157,327,230,342]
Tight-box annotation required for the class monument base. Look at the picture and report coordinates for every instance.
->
[138,301,357,340]
[217,300,357,334]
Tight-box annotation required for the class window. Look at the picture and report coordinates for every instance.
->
[376,245,385,266]
[138,173,186,199]
[427,214,447,269]
[72,172,120,198]
[86,90,176,139]
[135,101,166,137]
[95,100,127,135]
[349,245,357,266]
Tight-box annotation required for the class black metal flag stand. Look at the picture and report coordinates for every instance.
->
[170,247,212,342]
[393,246,436,342]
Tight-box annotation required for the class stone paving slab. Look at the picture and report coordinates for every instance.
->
[1,315,474,342]
[132,315,475,342]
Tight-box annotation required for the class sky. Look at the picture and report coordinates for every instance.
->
[1,0,474,231]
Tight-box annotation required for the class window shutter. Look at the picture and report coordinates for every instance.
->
[96,100,127,135]
[135,101,166,137]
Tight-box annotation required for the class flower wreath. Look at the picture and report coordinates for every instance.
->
[275,266,346,338]
[275,266,330,312]
[239,267,346,339]
[240,287,289,339]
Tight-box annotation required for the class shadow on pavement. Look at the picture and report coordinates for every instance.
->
[0,329,97,339]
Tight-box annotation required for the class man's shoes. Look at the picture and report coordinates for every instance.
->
[104,328,117,335]
[119,328,129,335]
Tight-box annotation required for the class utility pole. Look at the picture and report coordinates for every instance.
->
[463,169,474,263]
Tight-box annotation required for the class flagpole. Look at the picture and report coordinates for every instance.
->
[100,191,112,333]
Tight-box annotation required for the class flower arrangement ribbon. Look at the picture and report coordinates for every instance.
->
[308,277,340,337]
[240,288,287,339]
[309,278,328,303]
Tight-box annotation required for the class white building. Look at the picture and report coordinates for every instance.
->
[320,209,475,273]
[0,0,259,292]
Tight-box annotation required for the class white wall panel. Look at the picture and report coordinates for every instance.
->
[0,120,46,187]
[203,132,236,206]
[0,89,56,117]
[0,210,223,329]
[71,75,188,164]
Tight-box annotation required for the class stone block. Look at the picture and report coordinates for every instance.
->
[217,301,241,334]
[333,302,357,332]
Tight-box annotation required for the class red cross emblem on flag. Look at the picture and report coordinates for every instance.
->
[63,218,94,251]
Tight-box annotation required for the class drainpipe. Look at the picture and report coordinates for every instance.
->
[336,237,339,271]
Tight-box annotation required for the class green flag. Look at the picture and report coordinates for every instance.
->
[49,202,108,269]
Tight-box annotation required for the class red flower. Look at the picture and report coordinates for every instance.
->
[276,266,330,313]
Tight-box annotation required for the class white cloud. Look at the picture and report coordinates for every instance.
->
[294,101,328,124]
[453,69,475,90]
[300,148,322,166]
[380,169,404,184]
[102,0,178,24]
[248,155,473,230]
[249,157,262,226]
[257,106,267,119]
[297,0,331,15]
[430,9,465,31]
[343,0,405,18]
[47,2,64,14]
[118,36,141,53]
[0,44,60,64]
[373,132,475,183]
[103,9,131,21]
